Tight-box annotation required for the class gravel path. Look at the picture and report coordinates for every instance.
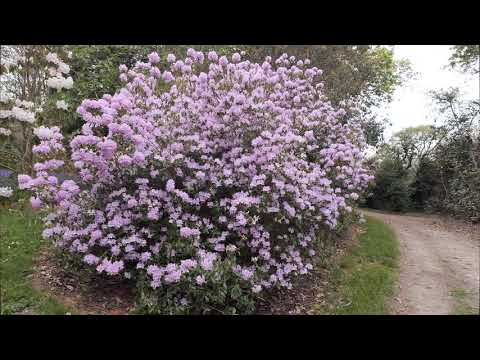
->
[363,210,479,315]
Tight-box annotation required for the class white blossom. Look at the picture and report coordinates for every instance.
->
[46,52,60,65]
[11,106,35,123]
[0,187,13,198]
[0,127,12,136]
[0,110,12,118]
[0,93,12,103]
[56,100,69,110]
[47,76,73,91]
[15,99,34,108]
[58,62,70,74]
[1,57,17,71]
[33,126,55,139]
[48,67,59,77]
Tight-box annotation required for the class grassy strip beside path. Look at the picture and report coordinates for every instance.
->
[0,208,69,315]
[315,216,400,315]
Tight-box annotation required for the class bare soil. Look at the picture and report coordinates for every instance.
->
[30,248,135,315]
[363,209,480,315]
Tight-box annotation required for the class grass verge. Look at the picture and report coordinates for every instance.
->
[450,289,478,315]
[0,207,70,315]
[314,216,400,315]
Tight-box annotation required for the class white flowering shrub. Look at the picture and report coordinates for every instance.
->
[19,49,373,314]
[1,47,73,186]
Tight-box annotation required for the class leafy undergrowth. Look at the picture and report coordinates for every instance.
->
[314,216,400,315]
[0,207,70,315]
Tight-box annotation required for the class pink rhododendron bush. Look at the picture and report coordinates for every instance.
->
[19,49,373,314]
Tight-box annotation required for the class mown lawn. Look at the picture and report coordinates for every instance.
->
[315,216,400,315]
[0,207,69,315]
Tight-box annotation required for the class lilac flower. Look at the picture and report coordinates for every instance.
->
[118,155,132,166]
[133,151,145,163]
[166,179,175,192]
[179,227,200,238]
[84,254,100,265]
[195,275,206,285]
[180,298,188,306]
[99,139,117,159]
[232,53,241,63]
[219,56,228,66]
[30,197,42,210]
[207,51,218,61]
[148,52,160,64]
[162,71,174,82]
[240,268,254,281]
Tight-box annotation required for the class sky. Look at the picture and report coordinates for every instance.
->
[376,45,479,141]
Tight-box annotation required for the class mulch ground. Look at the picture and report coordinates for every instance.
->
[30,248,135,315]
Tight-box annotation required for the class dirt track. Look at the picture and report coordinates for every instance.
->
[363,210,479,315]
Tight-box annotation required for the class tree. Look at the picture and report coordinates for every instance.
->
[368,88,479,219]
[366,156,412,212]
[449,45,480,74]
[367,46,479,220]
[427,88,479,220]
[429,88,479,171]
[382,125,442,170]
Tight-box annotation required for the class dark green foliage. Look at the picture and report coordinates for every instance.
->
[430,134,480,221]
[367,158,411,212]
[135,261,256,315]
[368,85,479,221]
[409,158,442,210]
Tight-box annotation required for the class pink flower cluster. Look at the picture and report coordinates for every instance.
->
[20,49,373,300]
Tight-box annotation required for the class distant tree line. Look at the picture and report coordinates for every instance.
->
[365,45,479,221]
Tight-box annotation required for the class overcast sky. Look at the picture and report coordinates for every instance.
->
[377,45,479,140]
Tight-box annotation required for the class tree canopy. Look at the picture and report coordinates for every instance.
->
[449,45,480,74]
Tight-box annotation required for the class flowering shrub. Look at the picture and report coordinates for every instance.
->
[1,47,74,183]
[19,49,373,314]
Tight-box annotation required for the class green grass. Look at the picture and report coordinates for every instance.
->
[450,289,478,315]
[315,216,400,315]
[0,207,70,315]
